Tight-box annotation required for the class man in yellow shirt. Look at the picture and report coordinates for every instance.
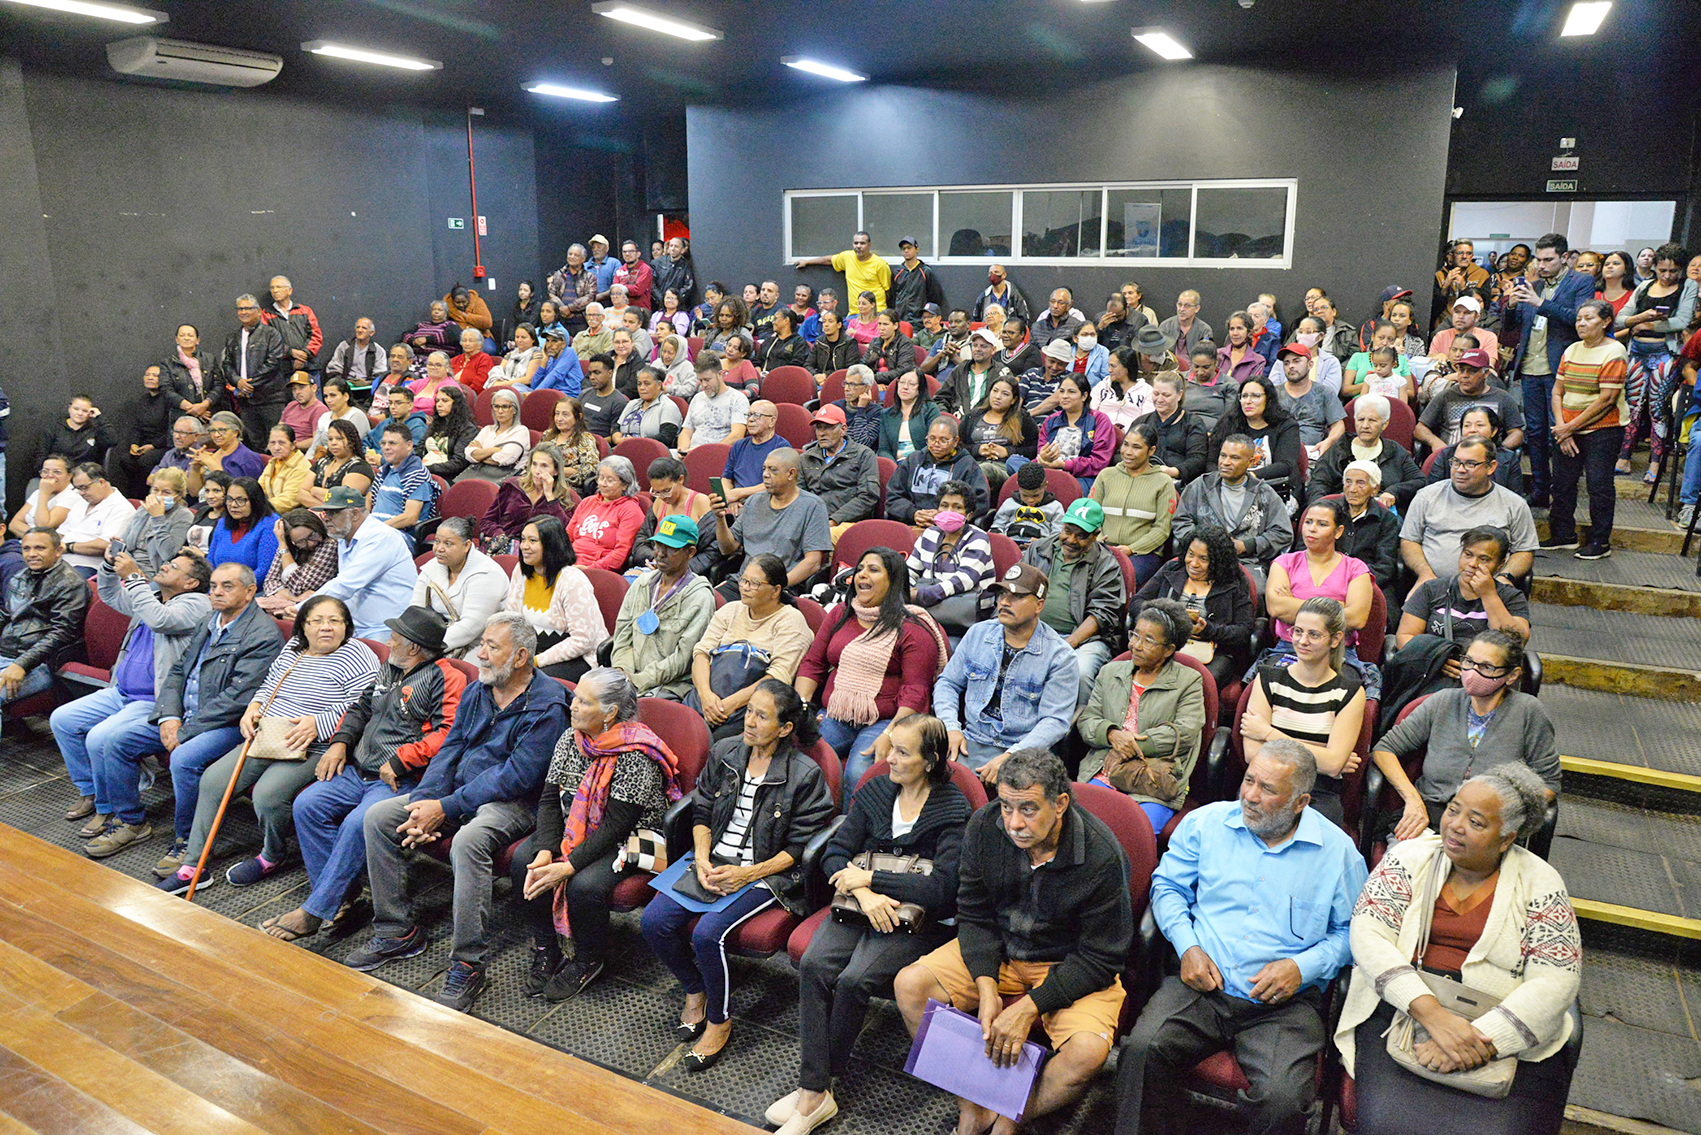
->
[795,230,892,310]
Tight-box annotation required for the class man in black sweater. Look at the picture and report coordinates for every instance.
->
[896,749,1132,1135]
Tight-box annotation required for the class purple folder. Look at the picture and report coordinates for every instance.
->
[903,999,1046,1121]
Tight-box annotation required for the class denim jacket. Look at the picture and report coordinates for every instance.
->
[932,619,1079,753]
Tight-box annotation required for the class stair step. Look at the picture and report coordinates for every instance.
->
[1537,518,1687,555]
[1538,686,1701,779]
[1532,604,1701,672]
[1533,547,1700,591]
[1549,833,1701,929]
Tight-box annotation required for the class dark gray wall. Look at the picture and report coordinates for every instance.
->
[687,66,1456,339]
[0,62,541,509]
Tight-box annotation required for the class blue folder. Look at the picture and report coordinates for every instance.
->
[647,852,753,914]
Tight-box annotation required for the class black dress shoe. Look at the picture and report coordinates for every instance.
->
[683,1040,728,1072]
[673,1017,707,1043]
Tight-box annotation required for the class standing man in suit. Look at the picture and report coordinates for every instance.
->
[220,294,290,449]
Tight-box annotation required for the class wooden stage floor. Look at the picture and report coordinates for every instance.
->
[0,823,757,1135]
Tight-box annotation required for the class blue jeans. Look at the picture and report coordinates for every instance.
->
[1680,398,1701,506]
[1520,372,1555,500]
[293,767,406,922]
[0,653,54,705]
[49,687,158,807]
[639,882,779,1024]
[819,713,890,804]
[1075,639,1115,708]
[166,725,246,842]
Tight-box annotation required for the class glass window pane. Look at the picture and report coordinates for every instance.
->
[789,194,858,260]
[1020,189,1101,257]
[939,191,1014,257]
[862,193,933,258]
[1105,188,1192,258]
[1194,186,1290,259]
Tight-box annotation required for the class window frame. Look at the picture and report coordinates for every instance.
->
[783,178,1299,270]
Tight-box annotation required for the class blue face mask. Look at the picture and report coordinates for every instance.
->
[161,496,178,511]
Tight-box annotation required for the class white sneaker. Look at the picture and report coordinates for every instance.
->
[1679,504,1696,529]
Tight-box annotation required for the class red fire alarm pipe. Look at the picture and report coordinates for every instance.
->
[467,107,486,278]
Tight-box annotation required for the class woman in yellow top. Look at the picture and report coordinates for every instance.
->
[257,425,313,514]
[1089,422,1178,588]
[1546,299,1628,561]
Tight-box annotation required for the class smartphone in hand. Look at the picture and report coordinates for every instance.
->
[709,477,728,503]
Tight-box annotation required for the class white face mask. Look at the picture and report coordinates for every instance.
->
[1077,335,1098,351]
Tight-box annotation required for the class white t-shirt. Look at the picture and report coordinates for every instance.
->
[60,491,138,570]
[682,386,750,446]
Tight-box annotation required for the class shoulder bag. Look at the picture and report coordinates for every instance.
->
[1382,850,1517,1098]
[246,656,311,762]
[829,851,933,934]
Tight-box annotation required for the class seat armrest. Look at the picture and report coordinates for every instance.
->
[799,816,845,910]
[1360,766,1387,859]
[663,793,696,862]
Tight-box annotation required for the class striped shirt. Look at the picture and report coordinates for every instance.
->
[254,639,381,746]
[906,524,995,599]
[1555,338,1628,432]
[1256,661,1361,800]
[711,772,760,865]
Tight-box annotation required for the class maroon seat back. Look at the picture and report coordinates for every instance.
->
[774,403,814,448]
[612,438,669,489]
[520,389,563,434]
[438,477,500,522]
[761,366,815,405]
[682,443,732,495]
[988,532,1022,579]
[1069,780,1159,1033]
[578,567,630,634]
[637,696,711,792]
[794,594,827,634]
[875,456,896,518]
[830,518,917,571]
[819,370,848,406]
[358,638,391,665]
[1345,394,1417,451]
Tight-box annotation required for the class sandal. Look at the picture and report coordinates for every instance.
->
[1644,469,1660,485]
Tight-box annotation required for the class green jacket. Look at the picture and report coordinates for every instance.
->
[1076,657,1206,809]
[609,571,716,698]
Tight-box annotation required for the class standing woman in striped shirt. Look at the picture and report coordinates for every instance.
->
[1240,596,1366,828]
[164,595,379,894]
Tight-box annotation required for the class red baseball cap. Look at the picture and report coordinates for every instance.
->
[1277,342,1312,359]
[1457,348,1491,368]
[810,404,847,426]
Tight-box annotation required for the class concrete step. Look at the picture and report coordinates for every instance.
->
[1539,685,1701,782]
[1536,495,1691,554]
[1532,603,1701,673]
[1533,546,1701,617]
[1551,798,1701,945]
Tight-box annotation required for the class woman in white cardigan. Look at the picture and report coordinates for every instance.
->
[457,387,531,484]
[501,515,607,682]
[1335,763,1581,1135]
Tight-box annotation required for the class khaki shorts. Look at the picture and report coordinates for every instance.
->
[913,938,1124,1050]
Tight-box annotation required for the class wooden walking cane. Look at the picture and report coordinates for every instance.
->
[184,729,257,902]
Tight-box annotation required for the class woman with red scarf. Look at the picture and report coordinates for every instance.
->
[513,668,684,1002]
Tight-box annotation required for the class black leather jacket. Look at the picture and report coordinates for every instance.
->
[692,737,835,913]
[219,322,290,405]
[0,559,89,673]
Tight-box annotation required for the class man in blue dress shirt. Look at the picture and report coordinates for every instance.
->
[1116,739,1367,1135]
[311,485,417,639]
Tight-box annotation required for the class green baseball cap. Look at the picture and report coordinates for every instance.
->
[651,513,700,549]
[1061,497,1104,534]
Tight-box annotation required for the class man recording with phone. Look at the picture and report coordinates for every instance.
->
[1501,233,1595,509]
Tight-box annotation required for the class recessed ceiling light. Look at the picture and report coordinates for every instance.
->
[301,42,442,71]
[1560,1,1611,36]
[591,3,721,42]
[782,57,866,83]
[1132,29,1192,61]
[3,0,165,24]
[523,82,620,103]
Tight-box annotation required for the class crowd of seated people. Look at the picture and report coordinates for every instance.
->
[5,234,1623,1135]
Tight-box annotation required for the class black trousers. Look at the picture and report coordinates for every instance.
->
[1115,976,1325,1135]
[1549,425,1624,546]
[540,655,592,683]
[508,832,623,963]
[795,914,949,1092]
[1351,1000,1576,1135]
[113,447,168,497]
[239,400,288,451]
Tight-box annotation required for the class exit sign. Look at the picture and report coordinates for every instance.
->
[1546,179,1578,194]
[447,217,465,229]
[1551,155,1580,171]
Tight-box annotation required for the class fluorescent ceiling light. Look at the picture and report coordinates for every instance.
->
[301,41,441,70]
[1560,1,1611,36]
[3,0,165,24]
[592,3,721,42]
[782,57,866,83]
[1132,30,1192,61]
[524,82,620,103]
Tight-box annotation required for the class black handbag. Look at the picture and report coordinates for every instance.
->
[829,851,933,933]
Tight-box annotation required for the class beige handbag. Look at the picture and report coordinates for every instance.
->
[245,658,310,762]
[1382,853,1517,1098]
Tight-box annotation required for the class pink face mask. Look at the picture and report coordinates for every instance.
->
[1460,669,1506,699]
[934,510,966,533]
[1296,331,1322,349]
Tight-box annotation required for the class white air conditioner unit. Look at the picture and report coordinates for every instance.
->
[107,36,283,88]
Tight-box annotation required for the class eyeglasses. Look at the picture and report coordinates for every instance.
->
[1290,627,1331,643]
[1458,658,1512,678]
[737,576,772,590]
[72,482,95,494]
[1452,458,1490,472]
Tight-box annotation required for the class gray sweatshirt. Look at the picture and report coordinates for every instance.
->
[1374,687,1560,803]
